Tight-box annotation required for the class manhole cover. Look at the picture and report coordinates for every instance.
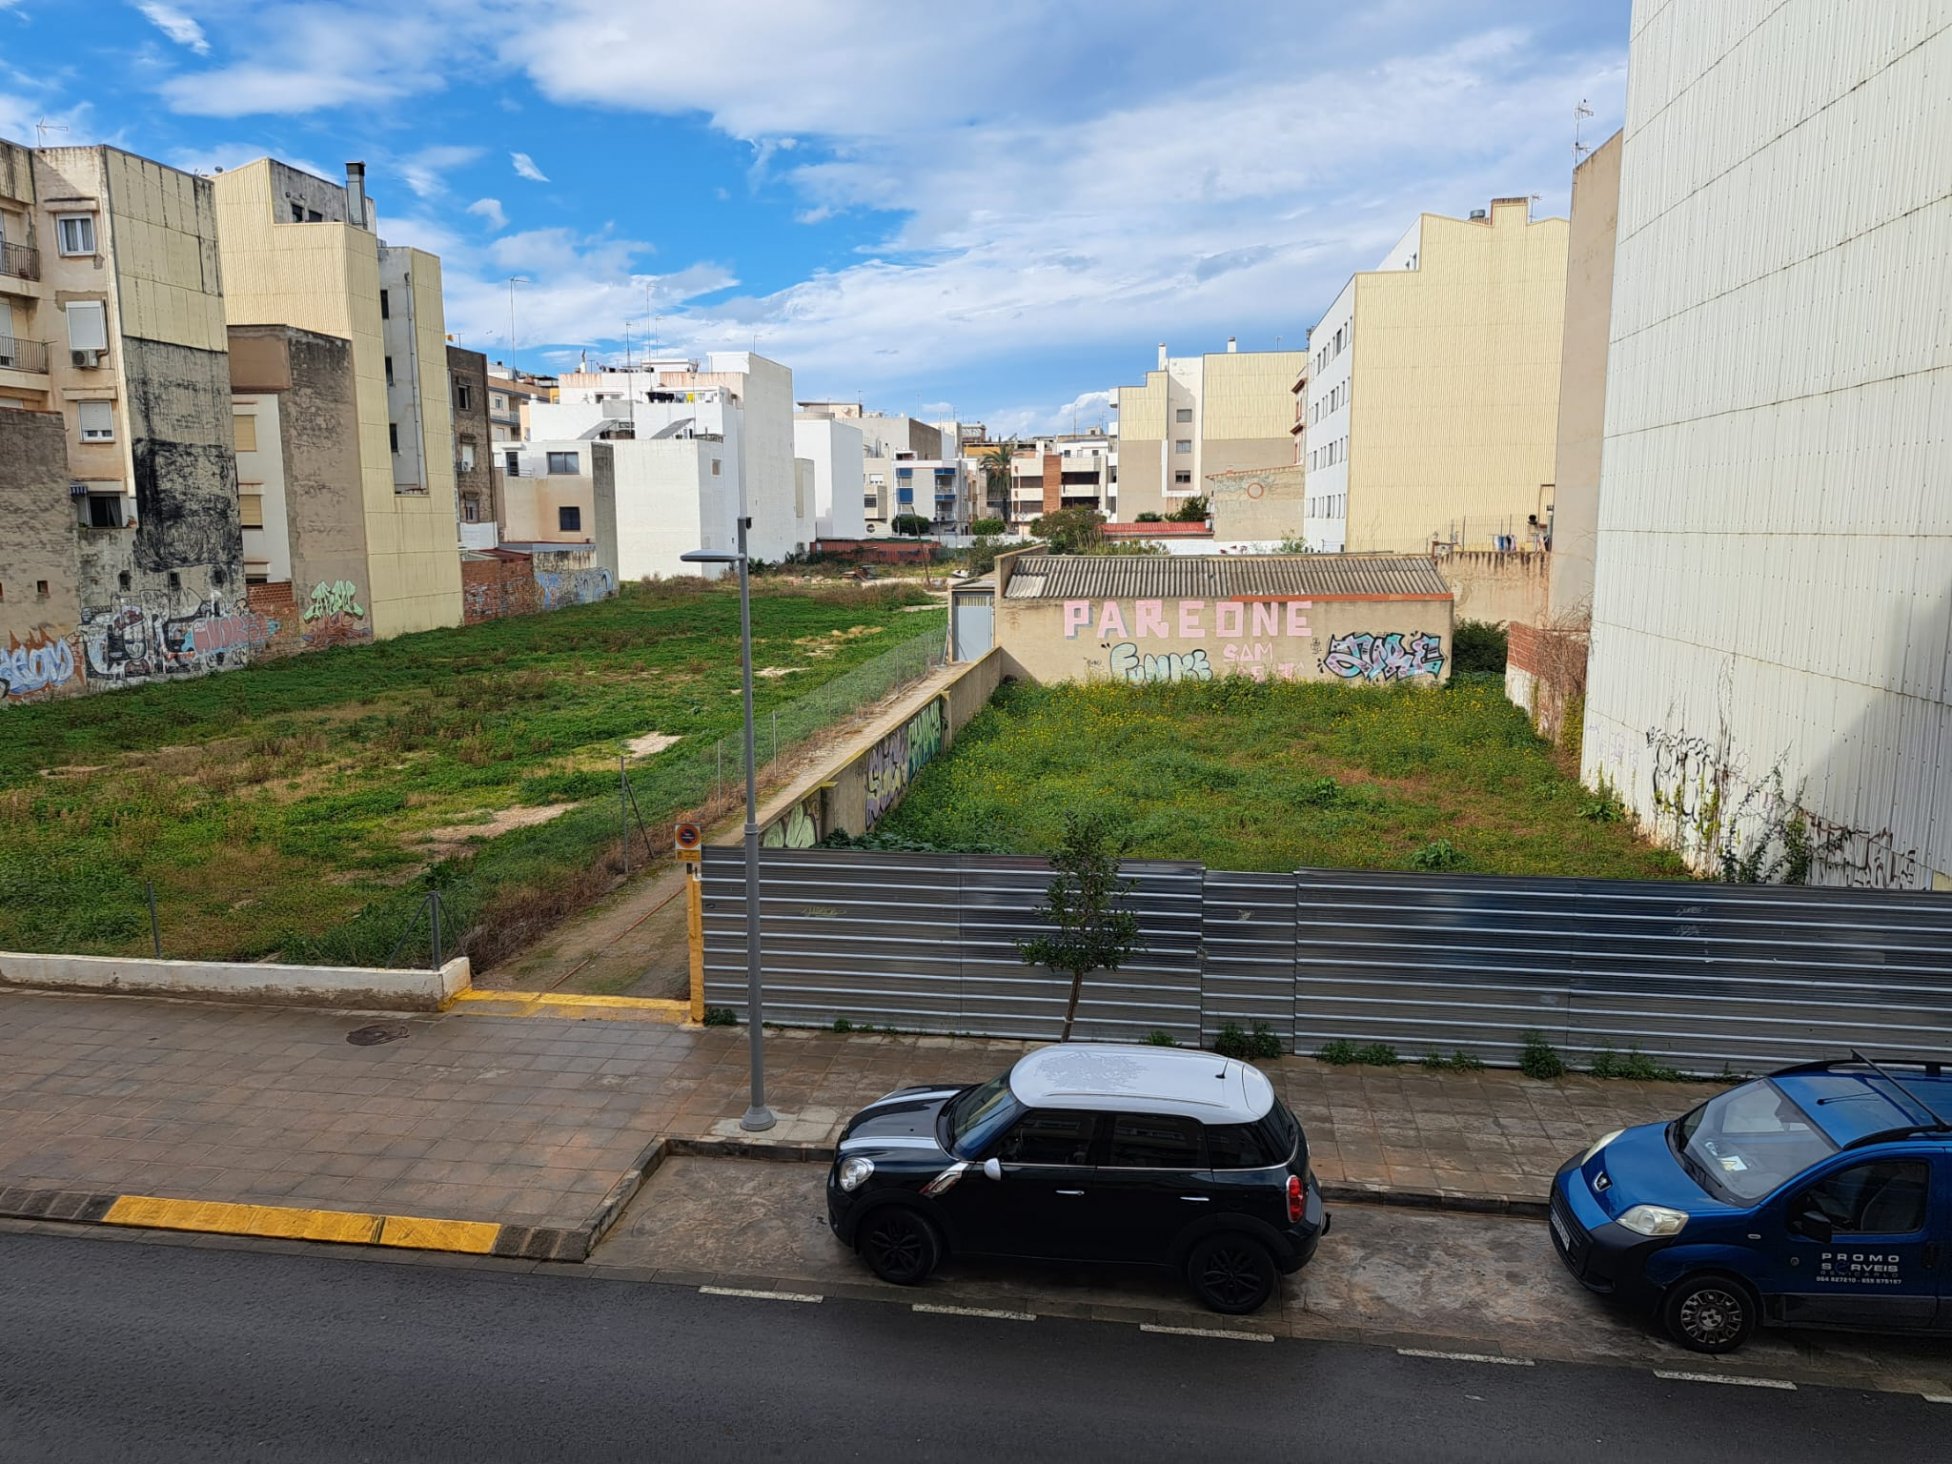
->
[346,1023,411,1047]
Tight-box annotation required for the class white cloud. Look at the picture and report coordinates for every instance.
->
[395,144,483,199]
[510,151,549,183]
[466,196,507,229]
[166,143,334,182]
[135,2,211,54]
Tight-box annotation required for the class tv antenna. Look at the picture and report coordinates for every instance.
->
[1573,99,1595,161]
[34,116,69,147]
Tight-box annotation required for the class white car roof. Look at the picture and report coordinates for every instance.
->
[1008,1044,1275,1125]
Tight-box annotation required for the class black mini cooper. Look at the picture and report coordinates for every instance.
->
[826,1043,1327,1313]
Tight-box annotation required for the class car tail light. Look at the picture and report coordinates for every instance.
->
[1287,1174,1304,1224]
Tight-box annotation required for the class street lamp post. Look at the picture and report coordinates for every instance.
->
[681,521,775,1132]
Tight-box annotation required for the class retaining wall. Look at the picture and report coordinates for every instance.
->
[0,951,472,1011]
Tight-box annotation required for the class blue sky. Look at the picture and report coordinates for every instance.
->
[1,0,1631,435]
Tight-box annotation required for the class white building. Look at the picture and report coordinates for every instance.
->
[792,415,866,539]
[1582,0,1952,891]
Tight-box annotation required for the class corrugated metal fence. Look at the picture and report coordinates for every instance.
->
[700,850,1952,1071]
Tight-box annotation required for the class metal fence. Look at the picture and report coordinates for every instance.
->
[701,849,1952,1072]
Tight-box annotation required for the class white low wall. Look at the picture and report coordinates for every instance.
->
[0,951,472,1011]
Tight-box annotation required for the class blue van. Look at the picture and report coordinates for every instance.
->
[1550,1054,1952,1353]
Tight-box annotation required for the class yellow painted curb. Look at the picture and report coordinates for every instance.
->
[449,990,688,1022]
[101,1194,505,1254]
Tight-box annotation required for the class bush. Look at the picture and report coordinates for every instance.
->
[1215,1022,1283,1060]
[1420,1049,1486,1072]
[1213,1023,1251,1059]
[703,1006,738,1027]
[891,513,932,537]
[1518,1030,1567,1080]
[1135,512,1163,523]
[832,1017,855,1034]
[1166,495,1209,523]
[1029,506,1106,554]
[1451,620,1509,674]
[1411,839,1465,871]
[1580,775,1626,823]
[1589,1045,1683,1083]
[1144,1029,1177,1047]
[1250,1022,1285,1060]
[970,516,1006,536]
[1318,1039,1397,1066]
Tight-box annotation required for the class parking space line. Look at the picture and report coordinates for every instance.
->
[1398,1349,1534,1367]
[1653,1370,1795,1390]
[1923,1395,1952,1405]
[1139,1323,1275,1343]
[912,1304,1035,1322]
[698,1286,823,1304]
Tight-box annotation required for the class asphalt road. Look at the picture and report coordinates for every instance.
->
[1,1230,1943,1463]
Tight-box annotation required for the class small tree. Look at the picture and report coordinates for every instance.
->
[1017,810,1141,1041]
[890,512,932,537]
[969,515,1006,536]
[1166,494,1209,523]
[980,442,1016,517]
[1030,506,1105,554]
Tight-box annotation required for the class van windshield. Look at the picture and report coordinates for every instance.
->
[1669,1079,1836,1204]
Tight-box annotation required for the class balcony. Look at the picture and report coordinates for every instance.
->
[0,240,40,290]
[0,333,49,375]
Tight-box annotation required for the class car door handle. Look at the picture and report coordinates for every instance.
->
[1179,1196,1210,1203]
[1056,1189,1085,1196]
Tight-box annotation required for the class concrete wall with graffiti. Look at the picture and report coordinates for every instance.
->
[463,547,617,626]
[748,649,1003,848]
[995,593,1453,688]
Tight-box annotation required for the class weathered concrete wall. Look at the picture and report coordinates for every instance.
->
[0,410,83,702]
[1435,549,1551,627]
[0,950,472,1011]
[448,344,493,521]
[746,651,1004,848]
[997,593,1454,686]
[281,328,372,649]
[461,553,541,623]
[532,546,615,609]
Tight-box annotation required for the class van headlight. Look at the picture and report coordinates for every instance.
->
[838,1155,875,1192]
[1580,1129,1623,1165]
[1617,1204,1688,1237]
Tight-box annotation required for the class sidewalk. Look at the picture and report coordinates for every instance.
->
[0,985,1715,1254]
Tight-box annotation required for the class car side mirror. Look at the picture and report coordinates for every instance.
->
[1793,1208,1834,1244]
[982,1158,1003,1182]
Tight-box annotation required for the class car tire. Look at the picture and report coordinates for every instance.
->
[1185,1232,1278,1315]
[1661,1273,1757,1354]
[857,1207,941,1286]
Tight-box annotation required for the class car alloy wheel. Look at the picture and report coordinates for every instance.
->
[1187,1234,1276,1314]
[860,1209,938,1286]
[1665,1278,1753,1353]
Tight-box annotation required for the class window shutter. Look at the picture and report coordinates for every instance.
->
[66,300,108,352]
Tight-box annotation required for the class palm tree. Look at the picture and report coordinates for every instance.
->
[980,442,1016,518]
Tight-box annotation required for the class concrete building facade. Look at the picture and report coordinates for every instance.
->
[1582,0,1952,891]
[1303,198,1568,554]
[211,159,462,639]
[792,414,866,540]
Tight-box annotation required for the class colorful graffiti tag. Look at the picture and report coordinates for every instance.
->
[79,597,275,686]
[864,698,946,825]
[1108,642,1212,684]
[1,630,79,701]
[1319,631,1446,683]
[535,565,617,611]
[761,795,821,849]
[301,579,371,648]
[1063,598,1311,642]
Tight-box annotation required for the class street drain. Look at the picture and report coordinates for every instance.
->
[346,1023,411,1047]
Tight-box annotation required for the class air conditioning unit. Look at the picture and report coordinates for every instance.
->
[71,349,101,368]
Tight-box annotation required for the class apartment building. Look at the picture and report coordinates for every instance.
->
[211,158,462,637]
[447,345,493,530]
[1304,197,1568,554]
[1581,0,1951,891]
[487,362,553,443]
[792,413,866,539]
[1111,339,1305,534]
[1,138,248,704]
[998,432,1117,528]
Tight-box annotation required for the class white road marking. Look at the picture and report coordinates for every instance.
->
[1922,1394,1952,1405]
[1139,1323,1275,1343]
[1398,1349,1534,1367]
[1653,1370,1795,1390]
[912,1304,1035,1322]
[698,1286,823,1304]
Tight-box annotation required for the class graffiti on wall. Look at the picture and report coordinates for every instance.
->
[761,794,821,849]
[865,698,946,825]
[1,630,79,701]
[1109,643,1212,684]
[1320,631,1446,683]
[79,597,275,686]
[301,579,371,648]
[535,565,617,611]
[1064,598,1311,642]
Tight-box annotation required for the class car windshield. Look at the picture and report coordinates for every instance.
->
[1669,1079,1836,1204]
[944,1073,1023,1159]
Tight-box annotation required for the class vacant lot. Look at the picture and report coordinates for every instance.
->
[875,676,1687,879]
[0,580,945,965]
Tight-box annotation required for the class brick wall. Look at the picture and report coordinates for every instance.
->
[461,555,542,624]
[246,580,303,660]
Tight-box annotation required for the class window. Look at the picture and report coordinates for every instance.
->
[83,494,124,529]
[385,356,394,386]
[491,394,508,413]
[389,422,400,454]
[711,459,721,477]
[1175,408,1193,423]
[996,1111,1098,1166]
[1174,439,1192,454]
[504,450,519,473]
[1174,470,1192,485]
[56,213,96,256]
[454,379,473,412]
[167,571,181,589]
[546,451,577,475]
[290,203,305,223]
[66,300,108,353]
[1206,1110,1299,1169]
[462,499,478,523]
[1107,1114,1202,1169]
[117,570,130,589]
[232,412,257,453]
[558,505,582,532]
[78,401,114,442]
[379,289,390,319]
[239,491,264,529]
[458,439,476,472]
[35,579,48,599]
[1796,1161,1929,1236]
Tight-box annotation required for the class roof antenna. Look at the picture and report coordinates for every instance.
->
[34,116,69,148]
[1573,99,1595,162]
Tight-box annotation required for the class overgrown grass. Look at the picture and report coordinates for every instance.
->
[0,579,943,965]
[874,676,1689,879]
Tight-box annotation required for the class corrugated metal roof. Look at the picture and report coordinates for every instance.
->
[1002,554,1450,599]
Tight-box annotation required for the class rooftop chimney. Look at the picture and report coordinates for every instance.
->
[1156,342,1168,369]
[1227,336,1237,353]
[345,162,368,231]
